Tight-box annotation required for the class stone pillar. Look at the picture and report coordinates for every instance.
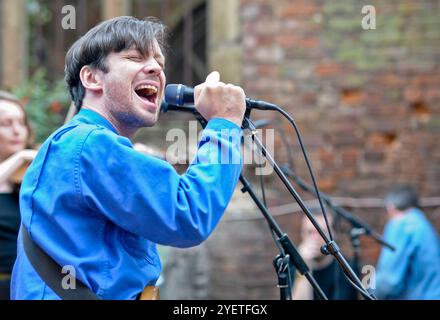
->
[207,0,242,85]
[101,0,132,20]
[0,0,28,90]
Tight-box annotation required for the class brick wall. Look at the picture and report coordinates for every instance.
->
[240,0,440,259]
[161,0,440,299]
[241,0,440,197]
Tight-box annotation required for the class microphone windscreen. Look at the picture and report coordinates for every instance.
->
[164,84,183,106]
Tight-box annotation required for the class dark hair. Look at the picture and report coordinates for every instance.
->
[65,16,167,110]
[385,185,420,211]
[0,90,34,147]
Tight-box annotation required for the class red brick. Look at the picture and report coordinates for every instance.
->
[341,88,364,105]
[298,37,319,49]
[277,34,299,48]
[404,87,423,103]
[315,63,341,77]
[317,176,337,192]
[280,2,319,18]
[339,148,359,166]
[377,74,403,87]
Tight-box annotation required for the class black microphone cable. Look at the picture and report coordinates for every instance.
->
[271,105,334,243]
[163,85,375,299]
[245,104,374,299]
[269,105,375,300]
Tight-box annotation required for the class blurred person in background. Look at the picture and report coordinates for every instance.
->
[292,210,358,300]
[374,185,440,299]
[0,91,36,299]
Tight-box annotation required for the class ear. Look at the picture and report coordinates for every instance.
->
[79,65,104,92]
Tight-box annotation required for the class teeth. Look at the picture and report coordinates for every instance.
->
[135,84,158,94]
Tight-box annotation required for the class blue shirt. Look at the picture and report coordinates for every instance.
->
[374,208,440,299]
[11,109,242,300]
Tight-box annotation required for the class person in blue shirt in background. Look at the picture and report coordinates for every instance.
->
[375,185,440,299]
[11,16,246,299]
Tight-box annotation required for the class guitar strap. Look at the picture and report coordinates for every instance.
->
[21,224,159,300]
[21,224,100,300]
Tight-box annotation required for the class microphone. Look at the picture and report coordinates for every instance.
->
[164,84,278,111]
[161,100,196,113]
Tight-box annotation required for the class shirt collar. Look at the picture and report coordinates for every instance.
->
[75,108,119,135]
[406,207,423,216]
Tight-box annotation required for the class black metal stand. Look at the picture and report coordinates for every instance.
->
[241,117,376,300]
[273,254,292,300]
[349,227,365,278]
[240,175,327,300]
[191,111,327,300]
[164,103,373,299]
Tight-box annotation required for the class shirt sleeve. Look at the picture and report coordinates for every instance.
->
[374,220,416,299]
[78,118,242,248]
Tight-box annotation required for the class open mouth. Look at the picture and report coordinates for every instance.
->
[134,84,158,105]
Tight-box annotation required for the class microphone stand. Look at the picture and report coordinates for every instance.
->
[257,117,395,282]
[163,103,373,299]
[239,174,327,300]
[240,116,376,300]
[190,110,327,300]
[349,228,364,278]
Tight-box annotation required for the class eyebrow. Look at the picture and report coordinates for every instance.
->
[123,49,165,63]
[122,49,143,56]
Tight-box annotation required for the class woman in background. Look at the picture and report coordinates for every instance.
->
[0,91,36,299]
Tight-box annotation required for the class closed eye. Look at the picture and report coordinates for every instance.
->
[156,58,165,70]
[127,56,143,62]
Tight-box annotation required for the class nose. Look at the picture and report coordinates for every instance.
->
[142,58,162,76]
[12,122,21,135]
[11,120,26,137]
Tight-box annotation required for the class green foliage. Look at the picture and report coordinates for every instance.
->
[13,69,71,144]
[26,0,52,24]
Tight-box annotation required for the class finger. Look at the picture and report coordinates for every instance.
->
[205,71,220,84]
[194,84,202,100]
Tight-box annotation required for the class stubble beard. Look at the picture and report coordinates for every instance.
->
[104,83,152,131]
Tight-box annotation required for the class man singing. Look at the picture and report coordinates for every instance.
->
[11,16,246,299]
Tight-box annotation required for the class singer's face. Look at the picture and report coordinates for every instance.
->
[101,39,166,130]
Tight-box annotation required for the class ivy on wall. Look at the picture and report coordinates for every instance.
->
[14,69,70,144]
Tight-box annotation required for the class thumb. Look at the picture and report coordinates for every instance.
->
[205,71,220,84]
